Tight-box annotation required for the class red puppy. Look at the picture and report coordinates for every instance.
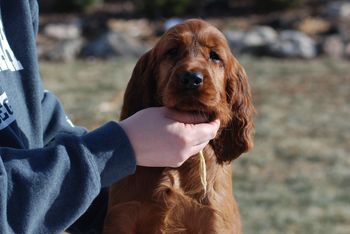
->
[103,19,254,234]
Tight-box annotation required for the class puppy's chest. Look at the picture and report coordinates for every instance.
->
[156,153,216,205]
[153,156,235,233]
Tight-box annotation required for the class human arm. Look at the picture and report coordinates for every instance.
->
[0,120,136,234]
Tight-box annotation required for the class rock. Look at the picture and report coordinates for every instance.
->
[338,23,350,42]
[225,26,322,58]
[322,36,344,58]
[224,26,277,55]
[345,42,350,59]
[242,26,278,55]
[164,18,184,30]
[153,18,184,36]
[297,17,332,35]
[36,35,55,60]
[47,39,84,62]
[244,26,278,47]
[327,1,350,19]
[224,29,246,53]
[37,36,84,62]
[107,19,154,39]
[267,30,317,59]
[43,22,82,40]
[81,31,149,58]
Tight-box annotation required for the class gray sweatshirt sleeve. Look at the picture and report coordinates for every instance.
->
[0,121,136,234]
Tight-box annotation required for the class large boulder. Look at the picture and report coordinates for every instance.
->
[224,26,277,55]
[296,17,332,35]
[267,30,317,59]
[244,26,278,47]
[81,31,149,58]
[47,39,84,62]
[327,1,350,19]
[345,42,350,59]
[43,22,82,40]
[224,29,246,53]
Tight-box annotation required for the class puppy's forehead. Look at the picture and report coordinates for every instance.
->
[164,20,227,47]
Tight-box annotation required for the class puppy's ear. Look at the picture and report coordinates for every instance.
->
[212,56,255,163]
[120,50,158,120]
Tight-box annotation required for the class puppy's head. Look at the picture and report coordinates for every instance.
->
[121,19,254,163]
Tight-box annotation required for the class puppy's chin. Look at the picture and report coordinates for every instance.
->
[164,101,219,122]
[161,88,222,122]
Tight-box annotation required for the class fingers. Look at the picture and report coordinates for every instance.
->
[185,119,220,145]
[174,119,220,166]
[170,141,210,168]
[164,106,220,149]
[188,141,210,157]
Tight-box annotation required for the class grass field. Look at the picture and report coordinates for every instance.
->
[40,56,350,234]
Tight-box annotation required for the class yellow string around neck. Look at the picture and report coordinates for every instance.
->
[198,150,207,196]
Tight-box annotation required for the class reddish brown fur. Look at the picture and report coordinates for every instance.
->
[103,19,254,234]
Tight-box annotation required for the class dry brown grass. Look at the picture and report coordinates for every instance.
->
[41,56,350,234]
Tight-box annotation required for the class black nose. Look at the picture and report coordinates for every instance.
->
[178,71,203,90]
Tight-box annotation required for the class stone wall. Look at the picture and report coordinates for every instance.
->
[37,1,350,61]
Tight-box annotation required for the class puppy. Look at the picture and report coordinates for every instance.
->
[103,19,254,234]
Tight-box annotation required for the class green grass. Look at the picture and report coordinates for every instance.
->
[40,57,350,234]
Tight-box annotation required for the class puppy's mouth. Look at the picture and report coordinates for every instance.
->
[160,72,222,122]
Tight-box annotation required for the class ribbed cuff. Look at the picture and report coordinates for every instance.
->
[81,121,136,187]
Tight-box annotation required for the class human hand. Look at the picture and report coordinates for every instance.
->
[119,107,220,167]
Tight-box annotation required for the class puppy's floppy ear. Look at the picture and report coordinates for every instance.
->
[212,55,255,163]
[120,50,159,120]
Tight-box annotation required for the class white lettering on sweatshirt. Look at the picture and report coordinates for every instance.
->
[0,19,23,72]
[0,92,15,130]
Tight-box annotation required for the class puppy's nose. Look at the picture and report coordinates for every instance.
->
[178,71,203,90]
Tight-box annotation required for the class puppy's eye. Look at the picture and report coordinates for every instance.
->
[166,48,178,58]
[209,51,221,61]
